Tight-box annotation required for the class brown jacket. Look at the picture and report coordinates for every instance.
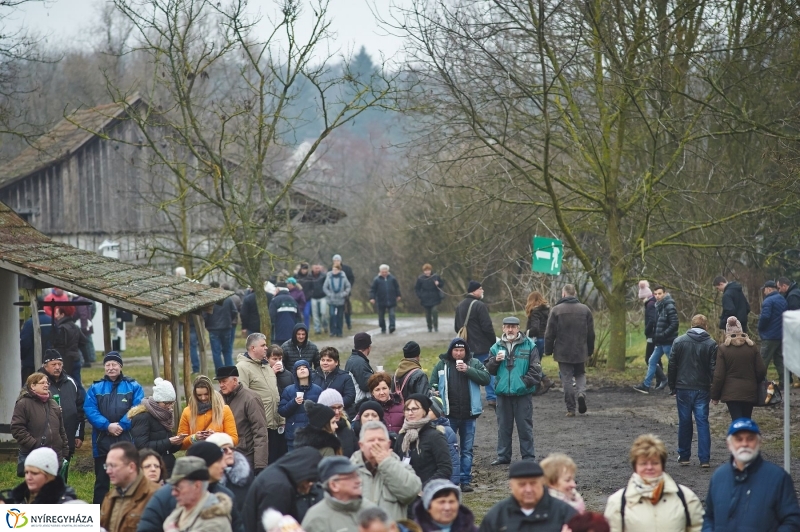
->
[711,339,766,403]
[11,391,70,463]
[544,297,596,363]
[100,472,159,532]
[223,383,269,470]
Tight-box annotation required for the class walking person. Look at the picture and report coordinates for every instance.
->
[369,264,401,334]
[711,317,765,420]
[295,263,314,329]
[525,291,550,357]
[758,280,787,387]
[205,284,239,370]
[310,264,329,334]
[430,337,490,491]
[415,264,445,333]
[486,317,541,464]
[332,254,356,331]
[544,284,596,415]
[713,276,751,334]
[639,280,666,388]
[325,264,352,338]
[127,377,183,475]
[633,285,678,394]
[667,315,717,468]
[454,281,497,406]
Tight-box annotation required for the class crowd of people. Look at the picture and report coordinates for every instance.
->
[8,272,800,532]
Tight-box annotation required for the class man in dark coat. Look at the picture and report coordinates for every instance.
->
[369,264,401,334]
[240,288,274,336]
[392,341,430,400]
[634,285,678,394]
[454,281,497,406]
[544,284,595,415]
[270,283,301,345]
[38,350,85,477]
[703,418,800,532]
[295,263,314,328]
[344,333,374,412]
[309,265,329,334]
[242,447,323,532]
[479,461,576,532]
[713,276,751,333]
[758,280,788,388]
[668,314,716,467]
[415,264,445,332]
[20,308,53,385]
[52,305,86,389]
[639,280,666,388]
[205,285,239,370]
[217,366,269,475]
[281,323,320,369]
[332,254,356,331]
[778,276,800,311]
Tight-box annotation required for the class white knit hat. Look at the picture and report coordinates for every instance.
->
[206,432,235,448]
[318,388,344,407]
[25,447,58,476]
[152,378,176,403]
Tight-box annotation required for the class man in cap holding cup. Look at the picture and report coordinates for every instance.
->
[479,461,576,531]
[703,418,800,531]
[485,317,541,466]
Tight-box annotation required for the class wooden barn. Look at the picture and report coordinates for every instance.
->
[0,96,345,263]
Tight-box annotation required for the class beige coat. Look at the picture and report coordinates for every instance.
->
[351,450,421,522]
[604,473,703,532]
[236,353,282,428]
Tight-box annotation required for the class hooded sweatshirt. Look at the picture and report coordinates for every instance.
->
[430,338,491,419]
[278,360,323,444]
[281,323,320,369]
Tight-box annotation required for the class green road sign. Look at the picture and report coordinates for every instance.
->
[532,236,563,275]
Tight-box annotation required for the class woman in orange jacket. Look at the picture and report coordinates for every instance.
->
[178,375,238,450]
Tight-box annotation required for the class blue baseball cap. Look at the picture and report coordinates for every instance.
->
[728,418,761,436]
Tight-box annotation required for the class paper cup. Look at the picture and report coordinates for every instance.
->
[377,366,384,372]
[296,391,304,399]
[497,350,506,360]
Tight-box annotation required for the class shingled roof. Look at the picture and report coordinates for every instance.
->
[0,201,230,321]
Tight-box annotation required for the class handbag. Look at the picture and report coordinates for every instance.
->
[755,379,783,407]
[457,300,477,341]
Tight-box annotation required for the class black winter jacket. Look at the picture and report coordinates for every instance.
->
[415,273,445,307]
[294,423,343,456]
[127,405,182,475]
[785,282,800,311]
[312,367,357,410]
[281,323,320,369]
[309,272,327,299]
[668,329,717,392]
[392,423,452,485]
[240,291,273,334]
[392,360,430,401]
[413,499,477,532]
[40,368,85,458]
[137,481,242,532]
[478,491,577,532]
[53,316,86,372]
[643,296,657,338]
[0,476,76,504]
[242,447,323,532]
[205,297,238,331]
[719,282,750,333]
[654,295,679,345]
[220,451,253,516]
[344,350,374,397]
[454,295,496,355]
[369,274,401,307]
[525,305,550,339]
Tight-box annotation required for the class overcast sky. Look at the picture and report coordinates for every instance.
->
[10,0,411,61]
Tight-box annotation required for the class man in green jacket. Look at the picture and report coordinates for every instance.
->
[485,317,542,465]
[430,337,490,492]
[301,456,376,532]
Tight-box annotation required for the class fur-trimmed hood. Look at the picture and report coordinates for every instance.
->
[294,424,342,454]
[2,476,76,504]
[198,492,232,519]
[222,451,253,487]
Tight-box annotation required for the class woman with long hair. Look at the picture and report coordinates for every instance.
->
[178,375,238,449]
[11,372,70,477]
[127,378,183,474]
[525,291,550,353]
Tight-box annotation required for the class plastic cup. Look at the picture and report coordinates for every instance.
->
[497,350,506,361]
[456,360,466,368]
[296,391,304,399]
[377,366,384,372]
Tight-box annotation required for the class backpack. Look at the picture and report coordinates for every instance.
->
[620,484,690,531]
[392,368,419,403]
[457,300,478,341]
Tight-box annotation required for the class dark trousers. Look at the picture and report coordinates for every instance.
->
[727,401,754,421]
[424,305,439,332]
[268,428,288,464]
[378,305,396,332]
[344,297,352,330]
[93,456,110,504]
[645,340,666,384]
[496,394,535,461]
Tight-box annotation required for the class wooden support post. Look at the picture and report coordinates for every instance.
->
[193,314,208,377]
[26,289,42,370]
[102,304,112,354]
[146,322,161,379]
[171,320,182,407]
[162,323,172,383]
[183,317,191,400]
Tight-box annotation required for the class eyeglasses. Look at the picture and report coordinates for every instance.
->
[103,463,123,471]
[404,407,422,413]
[331,406,344,412]
[221,447,235,454]
[157,401,175,407]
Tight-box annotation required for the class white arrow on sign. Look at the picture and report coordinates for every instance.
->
[535,250,551,260]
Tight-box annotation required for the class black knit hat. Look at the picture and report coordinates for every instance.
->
[358,400,384,421]
[406,393,432,414]
[304,400,336,429]
[403,341,421,358]
[467,280,482,293]
[186,441,223,466]
[103,351,123,366]
[42,349,63,364]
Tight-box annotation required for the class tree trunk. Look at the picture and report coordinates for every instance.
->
[254,284,272,342]
[606,280,628,371]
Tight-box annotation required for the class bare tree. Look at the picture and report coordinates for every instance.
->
[390,0,798,369]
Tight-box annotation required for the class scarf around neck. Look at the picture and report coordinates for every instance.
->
[33,392,51,403]
[197,401,212,416]
[400,418,431,454]
[631,472,665,504]
[143,398,175,431]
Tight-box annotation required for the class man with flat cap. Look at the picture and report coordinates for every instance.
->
[216,365,269,474]
[544,284,595,416]
[479,461,576,531]
[485,316,541,465]
[454,281,497,406]
[302,456,376,532]
[163,456,233,532]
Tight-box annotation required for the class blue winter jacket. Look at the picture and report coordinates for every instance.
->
[758,290,787,341]
[20,311,53,369]
[312,366,357,410]
[85,374,144,457]
[703,454,800,532]
[278,360,322,446]
[430,416,461,486]
[269,291,301,344]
